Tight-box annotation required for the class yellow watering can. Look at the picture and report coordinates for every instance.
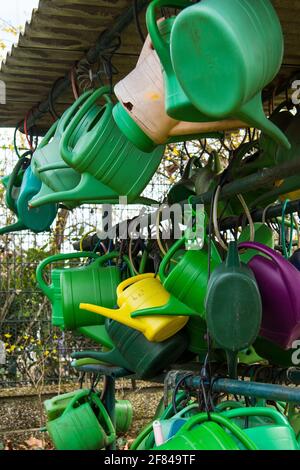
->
[80,273,192,342]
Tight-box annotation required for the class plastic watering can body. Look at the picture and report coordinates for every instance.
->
[205,242,262,377]
[155,412,258,450]
[60,87,164,202]
[73,319,189,379]
[222,407,299,451]
[170,0,290,149]
[114,24,244,153]
[76,324,114,348]
[36,252,120,330]
[46,390,115,450]
[158,237,222,318]
[239,242,300,349]
[80,273,190,342]
[16,165,57,232]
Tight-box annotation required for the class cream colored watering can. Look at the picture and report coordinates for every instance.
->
[113,19,246,153]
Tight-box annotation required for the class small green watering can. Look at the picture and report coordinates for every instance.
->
[170,0,290,149]
[205,241,262,378]
[60,87,164,203]
[288,405,300,443]
[136,237,221,319]
[155,412,258,450]
[72,318,188,379]
[0,157,57,235]
[46,389,116,450]
[44,390,133,434]
[222,407,299,450]
[36,251,130,330]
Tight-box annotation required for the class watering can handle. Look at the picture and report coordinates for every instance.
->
[146,0,193,71]
[172,403,199,419]
[222,406,289,427]
[36,251,100,300]
[88,393,116,446]
[7,156,29,213]
[179,412,258,450]
[57,89,94,134]
[63,389,90,413]
[116,273,155,296]
[158,238,184,283]
[238,242,290,276]
[61,86,112,163]
[37,121,59,150]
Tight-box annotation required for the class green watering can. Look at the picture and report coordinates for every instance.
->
[60,86,164,203]
[170,0,290,149]
[76,324,114,348]
[205,241,262,378]
[46,390,116,450]
[167,157,200,205]
[239,223,274,264]
[288,405,300,442]
[44,390,133,434]
[135,237,221,319]
[155,412,258,450]
[72,319,188,379]
[253,336,297,368]
[30,91,155,208]
[36,251,131,330]
[0,157,57,235]
[222,407,299,451]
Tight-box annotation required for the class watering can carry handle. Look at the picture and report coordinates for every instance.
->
[146,0,193,70]
[159,237,184,283]
[81,251,135,277]
[36,251,100,299]
[222,406,290,427]
[179,413,258,450]
[7,156,29,213]
[116,272,155,296]
[88,393,116,446]
[57,89,95,134]
[37,121,59,150]
[61,86,113,162]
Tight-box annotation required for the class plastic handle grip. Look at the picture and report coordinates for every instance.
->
[223,406,289,427]
[158,237,184,283]
[116,273,155,297]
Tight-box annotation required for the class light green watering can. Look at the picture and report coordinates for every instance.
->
[44,390,133,434]
[239,223,274,264]
[46,390,116,450]
[155,412,258,450]
[60,86,164,203]
[36,251,133,330]
[30,91,156,208]
[222,407,299,451]
[170,0,290,149]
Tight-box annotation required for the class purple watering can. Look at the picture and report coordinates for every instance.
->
[239,242,300,349]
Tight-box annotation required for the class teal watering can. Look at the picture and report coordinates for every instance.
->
[36,251,132,330]
[170,0,290,149]
[205,241,262,378]
[60,87,164,203]
[72,318,188,380]
[46,389,116,450]
[155,412,258,450]
[0,157,57,235]
[222,407,299,451]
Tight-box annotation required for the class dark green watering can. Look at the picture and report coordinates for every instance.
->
[36,251,132,330]
[46,389,116,450]
[0,157,57,235]
[170,0,290,149]
[72,318,188,379]
[44,390,133,434]
[135,237,221,319]
[155,412,258,450]
[167,157,199,205]
[76,324,114,348]
[205,241,262,377]
[60,87,164,203]
[222,407,299,450]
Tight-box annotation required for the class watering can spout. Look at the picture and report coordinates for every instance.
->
[0,220,27,235]
[80,302,128,325]
[226,241,241,269]
[237,93,291,150]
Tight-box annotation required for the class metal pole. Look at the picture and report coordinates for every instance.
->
[23,0,148,132]
[184,376,300,404]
